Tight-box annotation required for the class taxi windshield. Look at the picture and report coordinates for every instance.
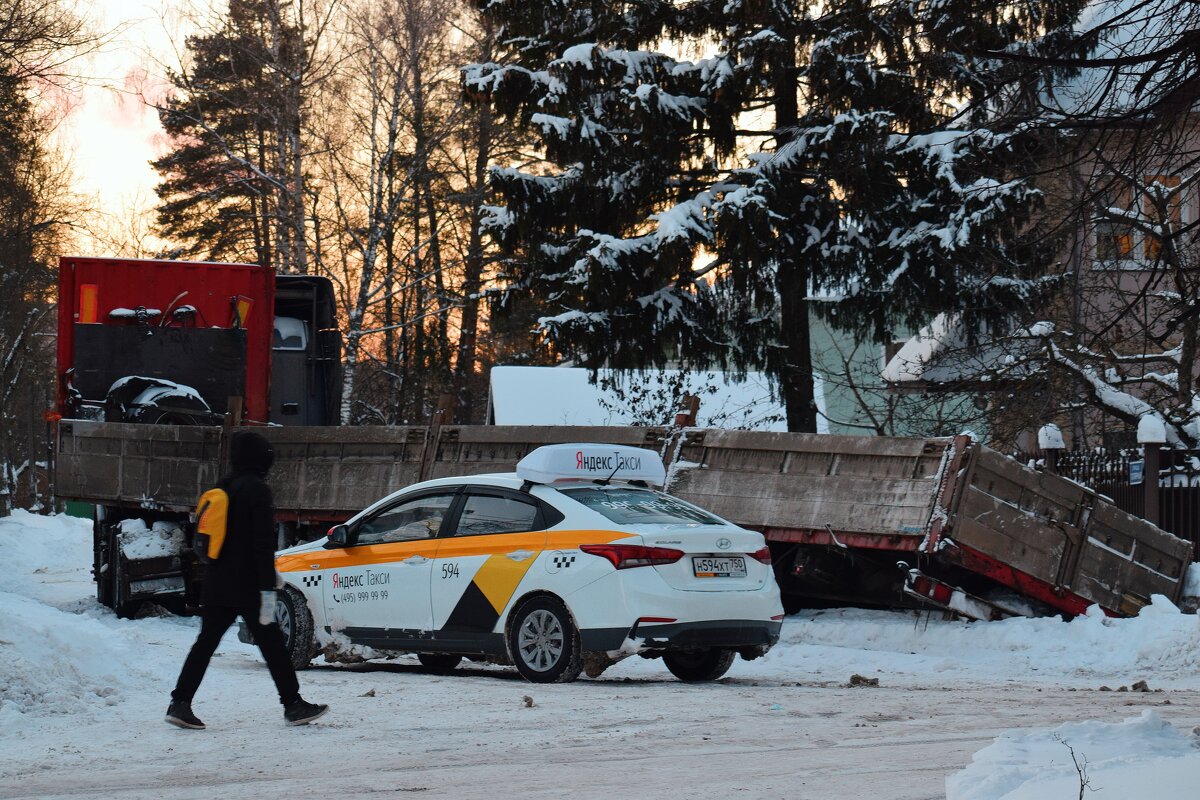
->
[558,486,723,526]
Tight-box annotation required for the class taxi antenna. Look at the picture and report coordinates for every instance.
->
[596,460,622,486]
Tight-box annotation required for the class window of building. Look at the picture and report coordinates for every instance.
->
[1092,174,1186,265]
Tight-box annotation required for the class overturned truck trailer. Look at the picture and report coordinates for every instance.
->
[668,431,1194,619]
[56,421,1192,620]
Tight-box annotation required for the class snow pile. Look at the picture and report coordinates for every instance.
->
[488,365,825,432]
[118,518,185,560]
[1036,423,1064,450]
[765,599,1200,685]
[108,307,162,319]
[1185,563,1200,598]
[0,512,191,722]
[0,591,130,719]
[947,710,1200,799]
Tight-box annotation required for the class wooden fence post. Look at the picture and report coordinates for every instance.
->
[1143,444,1161,527]
[674,394,700,427]
[1037,423,1064,473]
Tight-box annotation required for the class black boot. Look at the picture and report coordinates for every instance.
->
[284,698,329,726]
[165,700,205,729]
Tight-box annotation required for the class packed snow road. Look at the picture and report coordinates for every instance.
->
[2,512,1199,799]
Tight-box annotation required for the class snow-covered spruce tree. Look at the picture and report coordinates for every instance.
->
[465,0,1088,432]
[463,4,733,415]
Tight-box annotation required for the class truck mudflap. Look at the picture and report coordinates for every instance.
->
[111,553,186,617]
[122,556,186,598]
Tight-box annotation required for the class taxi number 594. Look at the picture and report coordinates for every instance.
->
[441,562,460,579]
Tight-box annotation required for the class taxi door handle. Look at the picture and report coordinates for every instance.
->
[507,550,534,562]
[402,556,429,565]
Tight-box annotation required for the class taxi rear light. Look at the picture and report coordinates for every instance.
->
[580,544,684,570]
[751,546,772,565]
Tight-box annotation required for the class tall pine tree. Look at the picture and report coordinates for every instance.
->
[153,0,309,272]
[466,0,1088,431]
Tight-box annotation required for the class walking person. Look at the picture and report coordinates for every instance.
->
[166,430,328,729]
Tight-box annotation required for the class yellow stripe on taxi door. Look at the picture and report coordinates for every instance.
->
[472,553,537,614]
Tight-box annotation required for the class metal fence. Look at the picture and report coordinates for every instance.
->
[1018,447,1200,550]
[1155,451,1200,547]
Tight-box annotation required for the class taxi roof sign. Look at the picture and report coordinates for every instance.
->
[516,443,666,486]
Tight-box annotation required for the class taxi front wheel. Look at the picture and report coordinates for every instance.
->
[662,648,736,682]
[277,585,315,671]
[507,596,583,683]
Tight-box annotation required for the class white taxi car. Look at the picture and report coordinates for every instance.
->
[268,443,784,683]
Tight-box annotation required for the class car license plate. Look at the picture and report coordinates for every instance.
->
[692,556,747,578]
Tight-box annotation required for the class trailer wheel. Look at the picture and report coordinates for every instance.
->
[277,586,315,670]
[662,648,736,682]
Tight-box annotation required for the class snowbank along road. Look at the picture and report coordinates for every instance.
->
[1,512,1199,799]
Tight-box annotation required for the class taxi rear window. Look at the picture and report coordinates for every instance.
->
[558,486,722,526]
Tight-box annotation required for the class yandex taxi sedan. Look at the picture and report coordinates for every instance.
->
[268,443,784,683]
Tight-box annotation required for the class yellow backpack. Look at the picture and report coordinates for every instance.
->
[194,488,230,560]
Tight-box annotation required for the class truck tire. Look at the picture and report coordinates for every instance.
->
[111,556,135,618]
[109,529,139,619]
[93,513,113,608]
[662,648,736,682]
[507,595,583,684]
[277,585,315,670]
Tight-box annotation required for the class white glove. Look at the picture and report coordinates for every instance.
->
[259,590,277,626]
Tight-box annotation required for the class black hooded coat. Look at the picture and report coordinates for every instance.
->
[202,432,279,608]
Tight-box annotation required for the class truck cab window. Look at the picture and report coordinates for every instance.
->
[273,317,308,351]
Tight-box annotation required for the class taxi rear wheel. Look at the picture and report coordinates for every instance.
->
[277,586,315,671]
[417,653,462,673]
[662,648,736,682]
[507,596,583,683]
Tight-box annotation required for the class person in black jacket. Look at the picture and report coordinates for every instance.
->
[166,431,328,729]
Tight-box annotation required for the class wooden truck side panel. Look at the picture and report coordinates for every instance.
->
[667,429,946,546]
[261,425,428,521]
[941,447,1194,612]
[56,421,671,523]
[423,425,668,481]
[1073,502,1193,612]
[56,421,222,509]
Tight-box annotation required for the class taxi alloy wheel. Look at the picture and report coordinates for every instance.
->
[507,596,582,683]
[278,585,315,671]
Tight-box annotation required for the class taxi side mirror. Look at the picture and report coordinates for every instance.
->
[326,524,350,548]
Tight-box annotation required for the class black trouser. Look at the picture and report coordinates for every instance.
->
[171,605,301,706]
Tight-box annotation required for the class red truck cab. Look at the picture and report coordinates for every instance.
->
[57,256,340,427]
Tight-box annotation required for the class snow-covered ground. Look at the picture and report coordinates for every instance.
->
[1,511,1198,799]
